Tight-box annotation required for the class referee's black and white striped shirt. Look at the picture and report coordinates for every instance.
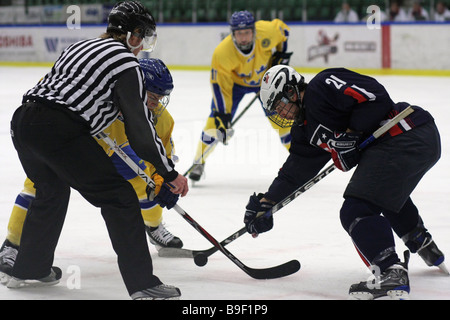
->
[24,37,142,136]
[23,37,177,180]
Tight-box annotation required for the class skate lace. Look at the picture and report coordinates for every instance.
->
[150,224,175,245]
[0,246,18,267]
[417,237,432,253]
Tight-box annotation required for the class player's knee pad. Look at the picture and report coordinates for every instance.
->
[340,197,382,234]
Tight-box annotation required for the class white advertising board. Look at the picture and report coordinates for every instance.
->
[0,23,449,71]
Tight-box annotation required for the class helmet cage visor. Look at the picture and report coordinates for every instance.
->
[266,83,297,113]
[152,96,170,119]
[264,109,295,129]
[147,91,170,119]
[264,99,298,128]
[132,26,157,52]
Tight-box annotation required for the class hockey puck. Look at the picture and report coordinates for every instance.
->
[194,253,208,267]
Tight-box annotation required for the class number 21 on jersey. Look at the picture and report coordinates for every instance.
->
[325,74,376,103]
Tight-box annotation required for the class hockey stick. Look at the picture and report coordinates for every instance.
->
[183,92,260,177]
[95,132,157,189]
[231,92,260,125]
[160,106,415,264]
[260,105,415,220]
[359,106,414,149]
[95,130,300,280]
[171,204,300,279]
[158,164,335,265]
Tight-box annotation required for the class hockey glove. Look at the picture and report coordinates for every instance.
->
[213,112,233,145]
[146,173,164,201]
[154,183,180,209]
[244,193,274,237]
[270,51,293,67]
[329,131,362,172]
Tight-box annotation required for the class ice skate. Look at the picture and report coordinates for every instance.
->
[146,223,183,248]
[417,238,448,274]
[7,266,62,289]
[0,240,18,285]
[349,251,410,300]
[402,226,448,274]
[131,283,181,300]
[188,163,205,182]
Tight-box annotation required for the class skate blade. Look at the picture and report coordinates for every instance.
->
[387,290,410,300]
[348,292,374,300]
[437,262,450,275]
[189,178,202,187]
[6,277,60,289]
[135,296,181,300]
[349,289,409,300]
[188,171,205,186]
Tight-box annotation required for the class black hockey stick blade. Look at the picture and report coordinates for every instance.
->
[172,204,300,279]
[215,241,300,280]
[246,259,301,280]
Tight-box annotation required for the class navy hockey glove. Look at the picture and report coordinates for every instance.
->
[154,183,180,209]
[213,112,233,144]
[244,193,274,237]
[330,131,362,172]
[270,51,293,67]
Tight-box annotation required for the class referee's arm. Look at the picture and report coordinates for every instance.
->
[114,68,178,182]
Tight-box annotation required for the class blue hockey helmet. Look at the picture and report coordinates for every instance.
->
[140,58,173,95]
[229,10,255,31]
[230,11,255,52]
[139,58,173,117]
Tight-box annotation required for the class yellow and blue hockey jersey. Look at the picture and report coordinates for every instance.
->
[211,19,290,114]
[7,108,176,246]
[97,110,175,180]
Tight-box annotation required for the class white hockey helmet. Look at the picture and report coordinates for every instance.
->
[260,65,306,127]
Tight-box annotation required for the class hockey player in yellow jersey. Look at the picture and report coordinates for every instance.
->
[0,58,182,278]
[188,10,293,182]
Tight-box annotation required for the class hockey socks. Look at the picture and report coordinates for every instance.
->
[351,216,400,271]
[340,198,400,272]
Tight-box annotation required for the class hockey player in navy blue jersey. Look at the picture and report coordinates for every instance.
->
[244,65,446,300]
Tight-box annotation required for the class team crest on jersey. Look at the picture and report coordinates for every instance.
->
[310,124,333,151]
[261,38,271,48]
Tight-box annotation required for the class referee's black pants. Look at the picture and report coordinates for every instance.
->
[10,102,162,295]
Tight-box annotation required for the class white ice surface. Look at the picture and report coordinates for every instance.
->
[0,67,449,300]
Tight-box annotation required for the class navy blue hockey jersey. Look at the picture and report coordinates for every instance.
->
[265,68,434,202]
